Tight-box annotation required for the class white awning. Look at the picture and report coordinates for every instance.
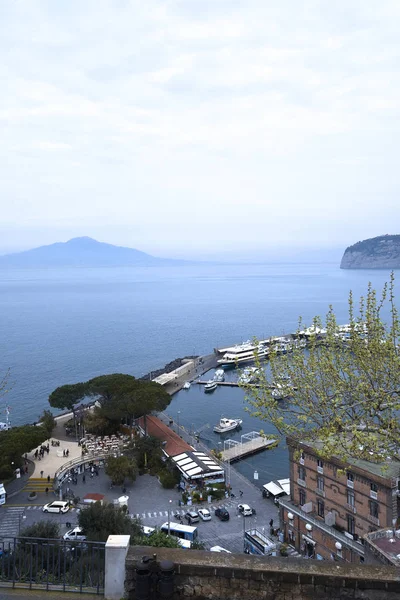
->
[263,481,286,496]
[277,478,290,495]
[302,535,316,545]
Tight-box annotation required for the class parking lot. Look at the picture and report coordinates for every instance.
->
[3,469,279,553]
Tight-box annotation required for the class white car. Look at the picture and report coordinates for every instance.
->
[198,508,211,521]
[210,546,231,553]
[42,501,70,514]
[63,527,86,541]
[238,503,253,516]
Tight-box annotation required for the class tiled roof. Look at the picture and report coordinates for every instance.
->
[137,415,192,457]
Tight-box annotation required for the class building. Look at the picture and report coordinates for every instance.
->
[364,527,400,566]
[279,437,400,563]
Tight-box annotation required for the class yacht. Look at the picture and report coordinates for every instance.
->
[238,366,260,384]
[217,341,270,369]
[183,381,191,390]
[213,369,225,382]
[271,382,294,400]
[213,417,243,433]
[204,380,218,393]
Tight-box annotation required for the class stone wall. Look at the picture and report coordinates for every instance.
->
[126,547,400,600]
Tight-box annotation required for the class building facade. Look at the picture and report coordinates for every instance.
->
[279,438,400,563]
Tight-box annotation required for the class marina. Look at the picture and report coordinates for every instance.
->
[221,433,278,463]
[197,380,261,388]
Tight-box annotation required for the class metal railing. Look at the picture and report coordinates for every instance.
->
[0,536,105,594]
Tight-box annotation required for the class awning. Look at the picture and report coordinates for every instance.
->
[302,535,316,545]
[277,478,290,495]
[263,481,286,496]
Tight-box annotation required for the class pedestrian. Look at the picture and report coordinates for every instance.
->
[239,490,243,497]
[45,487,49,495]
[269,518,274,528]
[90,471,94,479]
[25,466,28,474]
[40,470,44,478]
[47,475,50,483]
[66,449,69,457]
[82,473,86,483]
[63,449,65,457]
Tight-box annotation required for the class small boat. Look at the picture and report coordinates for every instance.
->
[271,383,293,400]
[213,417,243,433]
[214,369,225,382]
[204,380,218,393]
[238,366,260,384]
[183,381,191,390]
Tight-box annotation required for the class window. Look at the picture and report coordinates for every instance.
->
[299,489,306,506]
[347,490,355,507]
[347,472,354,481]
[347,514,355,535]
[317,499,325,518]
[370,501,379,519]
[370,482,378,493]
[317,476,324,491]
[298,465,306,480]
[317,459,323,468]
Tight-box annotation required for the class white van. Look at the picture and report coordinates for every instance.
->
[63,527,87,542]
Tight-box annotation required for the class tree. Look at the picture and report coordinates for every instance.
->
[0,424,49,479]
[49,382,87,439]
[105,455,138,486]
[39,409,56,437]
[78,501,142,542]
[139,530,180,548]
[243,275,400,464]
[20,521,60,540]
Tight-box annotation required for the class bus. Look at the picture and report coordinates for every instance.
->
[160,522,198,543]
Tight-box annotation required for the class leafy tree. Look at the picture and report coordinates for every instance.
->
[20,521,60,540]
[39,409,56,437]
[243,275,400,463]
[105,455,138,486]
[77,501,142,542]
[49,382,87,439]
[0,424,49,479]
[138,529,180,549]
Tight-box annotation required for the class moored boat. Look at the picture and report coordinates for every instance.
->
[214,369,225,382]
[183,381,191,389]
[213,417,243,433]
[204,380,218,393]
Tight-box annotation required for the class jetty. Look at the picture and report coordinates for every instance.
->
[221,432,277,463]
[197,380,260,388]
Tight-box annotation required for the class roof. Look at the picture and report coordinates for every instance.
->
[83,493,105,502]
[137,415,192,457]
[263,481,288,497]
[172,450,224,480]
[365,529,400,566]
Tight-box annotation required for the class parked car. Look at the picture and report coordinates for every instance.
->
[238,503,253,516]
[210,546,231,553]
[214,507,230,521]
[63,527,87,542]
[198,508,211,521]
[42,501,70,514]
[185,510,200,524]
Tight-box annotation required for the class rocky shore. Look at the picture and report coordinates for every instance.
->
[341,234,400,269]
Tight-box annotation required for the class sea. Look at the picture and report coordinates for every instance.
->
[0,262,396,487]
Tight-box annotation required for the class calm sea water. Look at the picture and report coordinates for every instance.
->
[0,262,395,485]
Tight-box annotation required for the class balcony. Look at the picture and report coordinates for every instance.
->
[347,480,354,489]
[297,478,306,487]
[299,457,305,465]
[370,490,378,500]
[346,503,356,514]
[369,515,380,527]
[317,466,323,474]
[315,488,325,498]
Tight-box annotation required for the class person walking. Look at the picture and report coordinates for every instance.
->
[82,473,86,483]
[40,470,44,478]
[47,475,50,483]
[239,490,243,497]
[45,487,49,495]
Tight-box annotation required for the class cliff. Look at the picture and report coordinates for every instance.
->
[340,235,400,269]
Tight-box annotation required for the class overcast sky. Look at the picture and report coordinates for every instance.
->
[1,1,400,259]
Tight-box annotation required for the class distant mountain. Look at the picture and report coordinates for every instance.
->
[0,237,189,268]
[340,235,400,269]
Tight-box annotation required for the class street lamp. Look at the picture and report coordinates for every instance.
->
[223,441,231,489]
[177,411,181,433]
[168,499,172,536]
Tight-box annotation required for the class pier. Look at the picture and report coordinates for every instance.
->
[221,432,277,463]
[197,380,260,388]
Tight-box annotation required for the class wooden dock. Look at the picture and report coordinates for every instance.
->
[197,380,260,388]
[221,435,277,463]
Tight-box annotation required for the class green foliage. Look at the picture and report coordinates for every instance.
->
[243,275,400,463]
[105,455,138,486]
[20,520,60,539]
[191,540,205,550]
[78,501,142,542]
[138,529,180,548]
[158,469,180,489]
[132,436,163,469]
[49,382,87,412]
[0,424,49,480]
[39,409,56,437]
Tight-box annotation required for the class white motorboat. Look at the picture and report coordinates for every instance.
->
[213,417,243,433]
[238,366,260,384]
[271,382,294,400]
[204,380,218,393]
[213,369,225,382]
[183,381,191,389]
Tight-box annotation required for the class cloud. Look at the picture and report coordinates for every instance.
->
[1,0,400,255]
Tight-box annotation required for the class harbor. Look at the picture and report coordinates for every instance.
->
[221,433,278,463]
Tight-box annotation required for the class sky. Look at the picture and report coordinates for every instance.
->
[1,0,400,259]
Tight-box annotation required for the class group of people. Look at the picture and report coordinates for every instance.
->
[34,444,50,460]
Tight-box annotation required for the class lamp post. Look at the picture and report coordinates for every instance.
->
[223,441,231,489]
[177,411,181,434]
[168,499,172,536]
